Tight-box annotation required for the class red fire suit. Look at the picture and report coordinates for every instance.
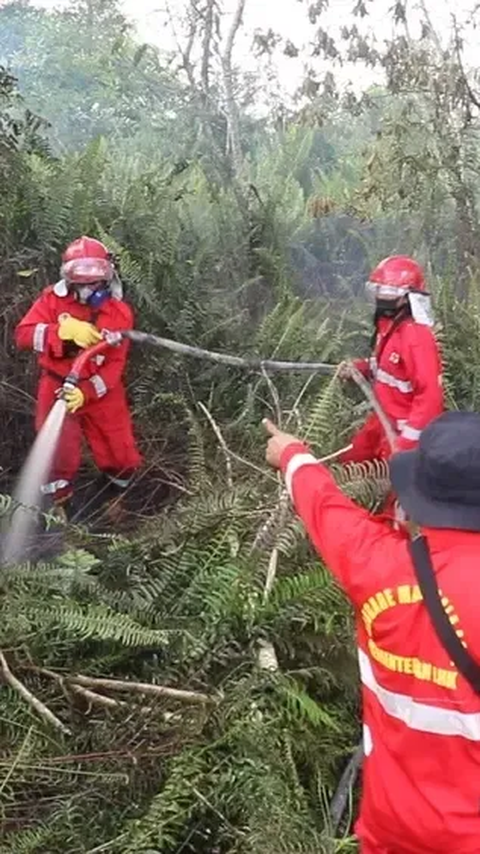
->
[281,441,480,853]
[342,316,444,464]
[15,284,142,501]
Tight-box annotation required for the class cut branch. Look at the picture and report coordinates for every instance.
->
[0,652,71,736]
[71,675,216,705]
[70,684,124,710]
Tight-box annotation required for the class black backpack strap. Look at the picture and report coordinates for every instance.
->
[409,535,480,695]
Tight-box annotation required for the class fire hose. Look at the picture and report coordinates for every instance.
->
[58,329,395,828]
[61,329,397,450]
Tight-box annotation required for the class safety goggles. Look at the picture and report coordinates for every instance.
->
[365,281,409,300]
[61,257,113,284]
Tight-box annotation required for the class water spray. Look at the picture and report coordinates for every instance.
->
[1,327,390,567]
[1,337,116,566]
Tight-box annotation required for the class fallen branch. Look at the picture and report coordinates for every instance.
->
[71,675,215,705]
[0,652,71,736]
[69,684,123,710]
[197,400,276,482]
[22,665,201,712]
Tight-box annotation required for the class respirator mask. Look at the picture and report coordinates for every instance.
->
[76,283,110,308]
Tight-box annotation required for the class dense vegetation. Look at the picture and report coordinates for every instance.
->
[1,1,480,851]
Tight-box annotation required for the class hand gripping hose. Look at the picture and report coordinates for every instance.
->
[60,332,123,394]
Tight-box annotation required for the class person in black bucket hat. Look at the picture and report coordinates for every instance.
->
[263,412,480,854]
[390,410,480,531]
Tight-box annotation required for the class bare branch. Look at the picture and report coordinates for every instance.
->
[197,400,233,489]
[261,365,282,427]
[418,0,442,52]
[0,652,71,736]
[70,684,124,710]
[71,674,216,705]
[165,0,198,87]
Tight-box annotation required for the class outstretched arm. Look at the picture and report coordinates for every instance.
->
[264,420,405,606]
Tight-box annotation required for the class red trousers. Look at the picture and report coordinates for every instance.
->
[339,413,408,532]
[36,374,142,501]
[340,412,391,465]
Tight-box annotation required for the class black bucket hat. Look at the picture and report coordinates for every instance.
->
[390,411,480,532]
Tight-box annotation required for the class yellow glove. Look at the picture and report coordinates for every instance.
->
[58,316,102,349]
[63,387,85,414]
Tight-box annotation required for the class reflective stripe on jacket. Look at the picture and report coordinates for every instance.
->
[15,285,134,405]
[281,441,480,853]
[345,316,444,459]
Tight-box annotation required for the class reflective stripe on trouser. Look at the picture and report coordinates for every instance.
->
[358,648,480,740]
[106,474,131,490]
[396,420,421,442]
[41,479,71,496]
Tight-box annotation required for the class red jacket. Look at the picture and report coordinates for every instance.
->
[15,283,134,405]
[352,315,444,454]
[281,442,480,853]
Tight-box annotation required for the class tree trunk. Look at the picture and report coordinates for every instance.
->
[221,0,246,175]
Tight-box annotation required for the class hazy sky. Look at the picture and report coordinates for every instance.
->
[30,0,479,97]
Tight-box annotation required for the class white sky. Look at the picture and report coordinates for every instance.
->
[25,0,480,98]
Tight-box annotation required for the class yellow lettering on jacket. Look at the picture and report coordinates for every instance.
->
[359,584,464,692]
[367,640,458,690]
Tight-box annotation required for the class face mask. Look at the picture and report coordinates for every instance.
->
[77,285,95,304]
[76,285,110,307]
[375,298,402,318]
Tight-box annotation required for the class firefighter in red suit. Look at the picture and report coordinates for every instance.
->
[15,236,142,517]
[264,411,480,853]
[339,256,444,462]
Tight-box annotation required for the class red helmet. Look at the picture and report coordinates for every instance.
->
[61,236,113,285]
[367,255,426,298]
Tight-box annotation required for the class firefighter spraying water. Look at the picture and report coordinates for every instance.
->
[3,249,444,575]
[4,242,472,854]
[14,237,143,523]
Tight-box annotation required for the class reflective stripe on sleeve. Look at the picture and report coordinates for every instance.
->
[358,648,480,741]
[375,369,413,394]
[284,453,319,499]
[401,424,422,441]
[90,375,107,399]
[33,323,48,353]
